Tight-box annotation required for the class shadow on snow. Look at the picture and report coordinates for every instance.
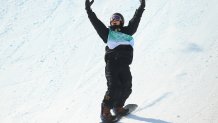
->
[118,92,173,123]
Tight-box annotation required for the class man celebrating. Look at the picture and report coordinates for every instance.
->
[85,0,145,122]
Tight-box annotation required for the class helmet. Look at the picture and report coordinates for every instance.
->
[110,13,124,27]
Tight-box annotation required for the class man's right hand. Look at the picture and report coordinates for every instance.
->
[139,0,146,8]
[85,0,94,10]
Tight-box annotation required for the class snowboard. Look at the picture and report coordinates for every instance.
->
[100,104,138,123]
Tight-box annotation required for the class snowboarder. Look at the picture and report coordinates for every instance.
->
[85,0,145,122]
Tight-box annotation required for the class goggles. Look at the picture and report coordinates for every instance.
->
[110,15,122,22]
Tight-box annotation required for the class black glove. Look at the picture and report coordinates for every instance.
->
[85,0,94,10]
[139,0,146,8]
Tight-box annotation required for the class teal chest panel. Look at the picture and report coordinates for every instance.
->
[108,30,133,43]
[107,29,134,49]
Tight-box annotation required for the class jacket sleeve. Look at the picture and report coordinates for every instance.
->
[86,8,109,43]
[127,5,145,35]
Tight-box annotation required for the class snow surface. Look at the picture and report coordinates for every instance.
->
[0,0,218,123]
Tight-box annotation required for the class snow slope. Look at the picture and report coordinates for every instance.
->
[0,0,218,123]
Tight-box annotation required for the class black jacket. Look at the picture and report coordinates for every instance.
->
[86,3,145,65]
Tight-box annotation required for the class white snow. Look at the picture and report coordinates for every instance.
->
[0,0,218,123]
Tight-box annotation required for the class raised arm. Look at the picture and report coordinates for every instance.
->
[127,0,146,35]
[85,0,109,43]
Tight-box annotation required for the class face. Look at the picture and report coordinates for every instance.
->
[110,20,121,26]
[110,14,123,26]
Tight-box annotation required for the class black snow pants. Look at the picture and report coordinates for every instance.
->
[103,45,133,108]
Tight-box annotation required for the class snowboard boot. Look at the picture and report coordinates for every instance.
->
[101,103,116,122]
[113,106,129,116]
